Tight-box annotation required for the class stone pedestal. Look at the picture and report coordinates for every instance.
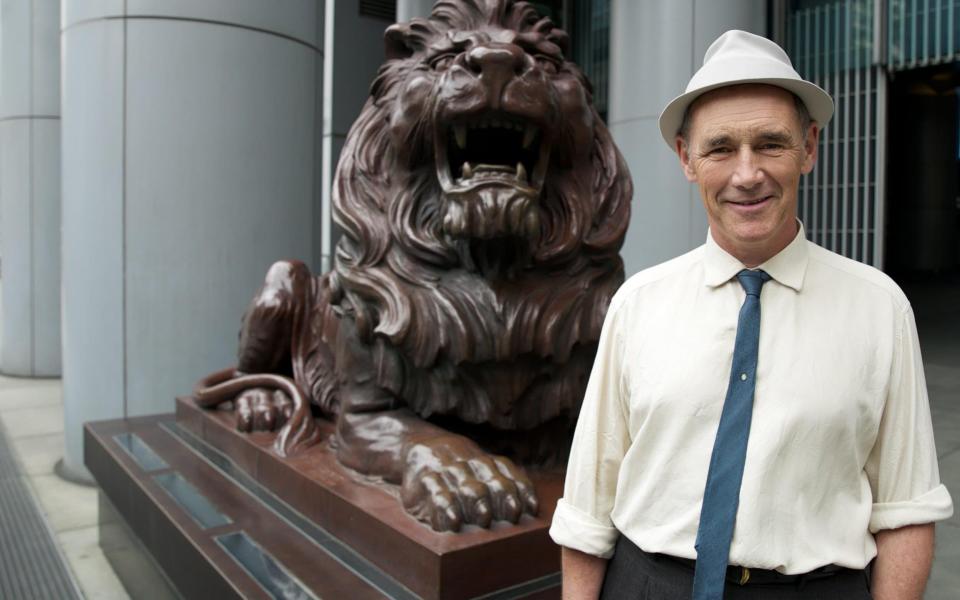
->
[85,401,563,599]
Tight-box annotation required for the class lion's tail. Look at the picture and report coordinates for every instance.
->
[192,368,321,457]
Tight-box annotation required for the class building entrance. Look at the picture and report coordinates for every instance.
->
[886,64,960,280]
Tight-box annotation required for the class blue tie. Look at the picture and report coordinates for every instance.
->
[692,269,771,600]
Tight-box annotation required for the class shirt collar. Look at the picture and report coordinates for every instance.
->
[702,221,808,291]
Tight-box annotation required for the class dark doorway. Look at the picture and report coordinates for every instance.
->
[885,64,960,282]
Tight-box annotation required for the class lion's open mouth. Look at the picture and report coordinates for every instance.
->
[436,113,549,194]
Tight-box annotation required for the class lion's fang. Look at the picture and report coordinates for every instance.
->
[454,125,467,149]
[516,162,527,182]
[523,124,538,149]
[461,162,473,179]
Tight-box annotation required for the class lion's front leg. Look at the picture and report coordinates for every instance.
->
[335,396,539,532]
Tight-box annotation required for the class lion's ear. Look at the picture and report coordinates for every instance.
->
[385,24,415,60]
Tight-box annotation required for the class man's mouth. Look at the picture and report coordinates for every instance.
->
[435,113,550,193]
[728,195,773,207]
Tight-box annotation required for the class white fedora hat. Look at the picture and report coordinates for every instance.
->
[658,30,834,149]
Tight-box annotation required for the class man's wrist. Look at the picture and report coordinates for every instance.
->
[561,546,608,600]
[871,523,935,600]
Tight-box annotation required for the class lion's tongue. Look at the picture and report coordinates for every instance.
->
[462,162,528,183]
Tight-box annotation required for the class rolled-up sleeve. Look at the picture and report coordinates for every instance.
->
[549,296,632,558]
[866,306,954,533]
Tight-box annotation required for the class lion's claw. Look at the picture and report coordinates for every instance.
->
[235,388,292,432]
[400,435,538,532]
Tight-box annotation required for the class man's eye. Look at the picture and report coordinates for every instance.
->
[708,147,731,155]
[759,143,783,151]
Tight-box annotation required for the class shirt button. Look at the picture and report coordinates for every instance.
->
[740,373,748,381]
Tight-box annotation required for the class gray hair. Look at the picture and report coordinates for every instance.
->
[677,90,813,143]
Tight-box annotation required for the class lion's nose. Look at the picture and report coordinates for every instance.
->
[466,44,525,80]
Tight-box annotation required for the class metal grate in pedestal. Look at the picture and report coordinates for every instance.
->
[0,422,82,600]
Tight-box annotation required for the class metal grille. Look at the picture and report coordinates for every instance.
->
[0,423,81,600]
[359,0,397,21]
[529,0,610,118]
[788,0,886,266]
[888,0,960,69]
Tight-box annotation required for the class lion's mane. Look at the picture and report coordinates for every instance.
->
[324,0,631,429]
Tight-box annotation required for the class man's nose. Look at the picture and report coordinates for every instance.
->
[731,148,763,189]
[465,44,525,102]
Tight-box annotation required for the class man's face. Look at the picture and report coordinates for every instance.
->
[676,84,819,265]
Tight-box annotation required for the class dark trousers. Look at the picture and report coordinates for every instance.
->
[600,536,873,600]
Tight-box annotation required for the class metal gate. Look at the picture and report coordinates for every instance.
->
[888,0,960,70]
[785,0,960,268]
[786,0,887,267]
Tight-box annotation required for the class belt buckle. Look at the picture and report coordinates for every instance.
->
[738,566,751,585]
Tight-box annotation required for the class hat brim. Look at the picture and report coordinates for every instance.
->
[658,77,834,150]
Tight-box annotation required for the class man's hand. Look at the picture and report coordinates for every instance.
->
[872,523,935,600]
[561,546,607,599]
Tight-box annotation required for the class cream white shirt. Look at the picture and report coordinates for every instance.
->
[550,226,953,574]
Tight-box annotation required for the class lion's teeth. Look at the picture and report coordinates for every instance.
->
[461,162,473,179]
[516,162,527,182]
[454,125,467,149]
[523,124,538,148]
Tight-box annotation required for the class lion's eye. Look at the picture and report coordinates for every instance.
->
[431,54,456,71]
[535,55,559,74]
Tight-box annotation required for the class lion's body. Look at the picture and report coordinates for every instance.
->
[197,0,632,530]
[295,269,604,463]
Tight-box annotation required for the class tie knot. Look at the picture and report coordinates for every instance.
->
[737,269,771,297]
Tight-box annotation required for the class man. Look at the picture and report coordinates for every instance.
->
[549,30,953,599]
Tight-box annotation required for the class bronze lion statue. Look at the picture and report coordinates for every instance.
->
[194,0,631,532]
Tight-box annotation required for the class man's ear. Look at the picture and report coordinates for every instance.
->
[800,123,820,175]
[676,136,697,182]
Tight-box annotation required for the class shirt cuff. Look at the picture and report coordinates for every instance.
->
[869,484,954,533]
[549,498,620,558]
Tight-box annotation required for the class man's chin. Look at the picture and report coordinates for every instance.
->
[722,222,797,257]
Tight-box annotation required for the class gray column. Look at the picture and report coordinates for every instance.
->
[0,0,61,377]
[60,1,324,479]
[320,1,395,270]
[609,0,766,275]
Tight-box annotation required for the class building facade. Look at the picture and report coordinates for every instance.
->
[0,0,956,479]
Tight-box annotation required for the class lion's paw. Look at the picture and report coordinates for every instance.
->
[399,436,539,532]
[235,388,292,433]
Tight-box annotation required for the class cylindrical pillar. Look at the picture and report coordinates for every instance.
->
[61,2,324,479]
[0,0,62,376]
[609,0,766,275]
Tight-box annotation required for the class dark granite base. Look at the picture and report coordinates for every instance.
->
[98,491,180,600]
[86,415,383,599]
[85,401,563,600]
